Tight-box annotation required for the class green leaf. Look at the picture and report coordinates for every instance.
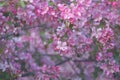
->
[93,67,102,79]
[92,37,99,56]
[69,23,73,30]
[51,55,62,61]
[19,0,26,8]
[48,1,54,6]
[3,12,10,17]
[0,71,11,80]
[47,39,52,44]
[0,48,3,54]
[0,2,6,7]
[99,20,106,28]
[109,0,116,2]
[6,21,12,25]
[113,49,120,63]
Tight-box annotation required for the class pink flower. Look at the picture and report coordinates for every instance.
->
[95,27,114,46]
[58,4,75,21]
[56,41,68,51]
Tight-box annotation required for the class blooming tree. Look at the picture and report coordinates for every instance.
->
[0,0,120,80]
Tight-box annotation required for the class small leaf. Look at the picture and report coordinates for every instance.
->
[6,21,12,25]
[93,67,102,79]
[48,1,54,6]
[113,49,120,63]
[0,48,3,54]
[99,19,106,28]
[19,0,26,8]
[109,0,116,2]
[69,23,73,30]
[0,2,6,7]
[3,12,10,17]
[47,39,52,44]
[51,55,62,61]
[0,71,12,80]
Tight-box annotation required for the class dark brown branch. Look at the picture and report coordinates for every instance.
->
[55,58,97,66]
[0,25,40,40]
[55,58,71,66]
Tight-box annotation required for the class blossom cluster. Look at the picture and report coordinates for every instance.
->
[0,0,120,80]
